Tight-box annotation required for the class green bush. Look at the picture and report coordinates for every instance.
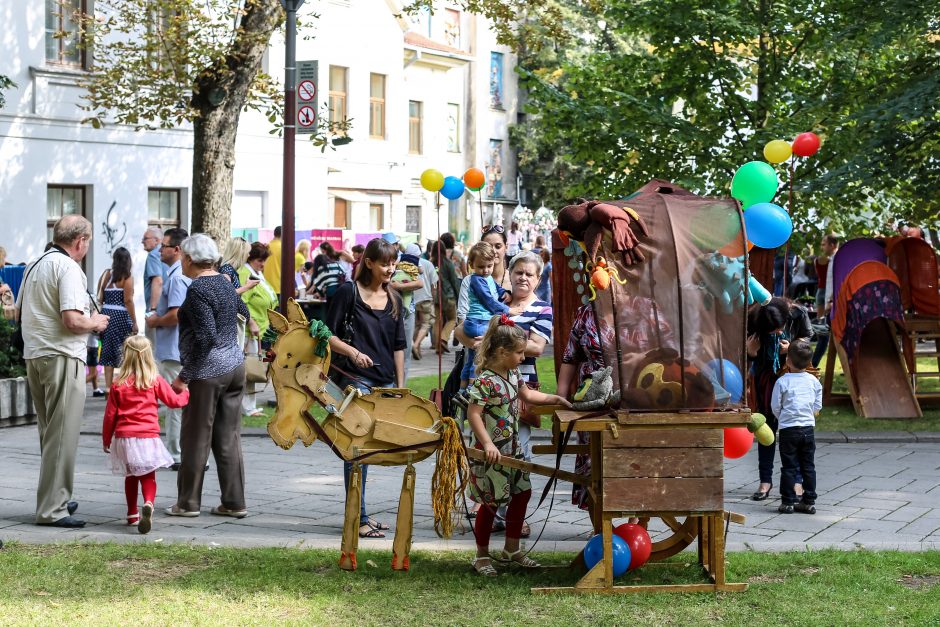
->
[0,318,26,378]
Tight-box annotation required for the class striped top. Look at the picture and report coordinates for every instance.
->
[511,298,553,384]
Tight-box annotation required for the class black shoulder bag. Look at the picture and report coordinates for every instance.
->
[12,249,65,353]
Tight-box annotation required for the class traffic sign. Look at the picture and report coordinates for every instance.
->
[296,60,318,135]
[298,79,316,102]
[298,105,316,127]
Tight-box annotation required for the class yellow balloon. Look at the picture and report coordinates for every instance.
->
[420,169,445,192]
[763,139,792,164]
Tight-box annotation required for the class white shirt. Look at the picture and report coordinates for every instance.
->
[413,258,438,304]
[824,249,838,309]
[16,249,91,361]
[771,372,822,429]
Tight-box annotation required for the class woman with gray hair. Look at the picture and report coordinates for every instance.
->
[165,233,255,518]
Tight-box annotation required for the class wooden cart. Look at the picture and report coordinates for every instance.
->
[531,409,749,594]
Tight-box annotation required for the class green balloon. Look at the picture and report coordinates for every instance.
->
[730,161,779,208]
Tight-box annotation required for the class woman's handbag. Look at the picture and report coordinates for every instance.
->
[518,381,542,427]
[244,349,269,385]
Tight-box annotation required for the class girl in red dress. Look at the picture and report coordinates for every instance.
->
[103,335,189,533]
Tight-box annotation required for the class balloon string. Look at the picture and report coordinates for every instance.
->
[782,157,794,297]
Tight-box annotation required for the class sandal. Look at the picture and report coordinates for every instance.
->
[472,556,498,577]
[246,409,266,417]
[520,522,531,538]
[359,524,385,538]
[366,519,390,531]
[502,548,540,568]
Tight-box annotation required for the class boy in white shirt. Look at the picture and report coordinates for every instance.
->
[771,339,822,514]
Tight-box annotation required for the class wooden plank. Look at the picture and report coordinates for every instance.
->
[531,444,590,456]
[602,448,723,478]
[603,429,721,449]
[555,410,749,429]
[371,421,440,448]
[463,447,588,485]
[603,478,724,512]
[532,582,748,595]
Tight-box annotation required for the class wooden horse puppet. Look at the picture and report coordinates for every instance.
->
[264,300,466,571]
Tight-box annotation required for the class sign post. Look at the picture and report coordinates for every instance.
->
[279,0,305,311]
[296,60,318,136]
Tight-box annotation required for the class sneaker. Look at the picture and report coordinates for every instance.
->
[778,504,794,514]
[794,502,816,515]
[92,389,106,397]
[139,502,153,534]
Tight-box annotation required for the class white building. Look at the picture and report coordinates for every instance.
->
[0,0,519,315]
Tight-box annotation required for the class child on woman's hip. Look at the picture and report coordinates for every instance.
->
[102,335,189,534]
[460,241,522,382]
[465,315,571,576]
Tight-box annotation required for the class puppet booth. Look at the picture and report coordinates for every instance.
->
[543,180,753,594]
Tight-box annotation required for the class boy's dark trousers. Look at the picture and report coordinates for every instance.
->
[779,426,817,506]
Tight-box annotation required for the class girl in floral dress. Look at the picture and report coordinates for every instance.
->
[467,314,570,576]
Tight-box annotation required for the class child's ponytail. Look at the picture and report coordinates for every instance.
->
[474,314,526,371]
[114,335,159,390]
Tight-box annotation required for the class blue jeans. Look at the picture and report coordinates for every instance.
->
[338,375,394,522]
[461,317,490,380]
[778,426,817,505]
[812,331,829,368]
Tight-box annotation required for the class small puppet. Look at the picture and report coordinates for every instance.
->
[584,201,650,266]
[571,366,621,410]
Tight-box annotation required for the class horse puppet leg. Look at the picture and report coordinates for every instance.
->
[339,463,362,571]
[391,462,416,571]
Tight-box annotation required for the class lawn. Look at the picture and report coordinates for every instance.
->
[243,355,939,432]
[0,544,937,624]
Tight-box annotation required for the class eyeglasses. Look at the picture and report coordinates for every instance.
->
[482,224,505,235]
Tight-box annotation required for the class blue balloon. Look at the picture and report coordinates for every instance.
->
[440,176,466,200]
[583,533,632,577]
[706,358,744,403]
[744,202,792,249]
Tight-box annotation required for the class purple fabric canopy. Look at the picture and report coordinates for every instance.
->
[830,238,886,321]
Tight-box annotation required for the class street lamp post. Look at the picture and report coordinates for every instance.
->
[279,0,304,312]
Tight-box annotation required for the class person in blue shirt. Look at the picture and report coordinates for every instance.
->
[142,227,164,346]
[460,241,522,381]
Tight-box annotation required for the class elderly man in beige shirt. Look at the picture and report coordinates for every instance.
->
[16,215,110,527]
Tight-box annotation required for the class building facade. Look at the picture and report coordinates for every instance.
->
[0,0,519,313]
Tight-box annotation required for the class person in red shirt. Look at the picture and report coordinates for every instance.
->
[102,335,189,533]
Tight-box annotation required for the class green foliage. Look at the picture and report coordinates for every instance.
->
[0,75,14,109]
[0,318,26,379]
[514,0,940,238]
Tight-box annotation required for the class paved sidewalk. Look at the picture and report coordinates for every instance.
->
[2,390,939,554]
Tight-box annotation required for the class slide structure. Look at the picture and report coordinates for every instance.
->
[824,240,921,419]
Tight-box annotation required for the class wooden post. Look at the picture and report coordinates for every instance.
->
[339,462,362,571]
[391,462,416,571]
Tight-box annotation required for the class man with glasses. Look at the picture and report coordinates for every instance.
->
[141,227,164,345]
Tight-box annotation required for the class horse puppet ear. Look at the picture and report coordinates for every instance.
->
[285,299,308,325]
[268,309,290,335]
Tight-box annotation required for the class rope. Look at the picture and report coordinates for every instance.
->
[431,416,469,538]
[307,319,333,358]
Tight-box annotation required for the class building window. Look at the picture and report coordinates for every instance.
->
[487,139,504,198]
[329,66,348,129]
[369,203,384,230]
[406,205,420,234]
[333,198,348,228]
[489,52,504,109]
[47,185,85,242]
[369,73,386,139]
[447,103,460,153]
[444,9,461,48]
[45,0,87,68]
[146,3,175,73]
[408,101,422,154]
[147,188,181,230]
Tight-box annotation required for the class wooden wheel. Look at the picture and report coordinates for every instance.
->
[638,516,700,561]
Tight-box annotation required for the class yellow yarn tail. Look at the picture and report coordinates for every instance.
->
[431,416,468,538]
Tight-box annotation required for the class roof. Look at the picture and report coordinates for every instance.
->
[403,31,466,57]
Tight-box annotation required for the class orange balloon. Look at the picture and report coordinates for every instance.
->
[463,167,485,191]
[718,231,748,258]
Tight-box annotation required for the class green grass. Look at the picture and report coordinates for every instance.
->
[243,355,939,432]
[0,544,937,624]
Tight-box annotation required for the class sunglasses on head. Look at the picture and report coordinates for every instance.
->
[482,224,505,235]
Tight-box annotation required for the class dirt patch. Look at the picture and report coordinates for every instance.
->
[800,566,820,575]
[107,558,203,585]
[747,574,786,584]
[897,574,940,590]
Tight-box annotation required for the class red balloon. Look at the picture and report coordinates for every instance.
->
[724,427,754,459]
[791,132,821,157]
[613,523,652,571]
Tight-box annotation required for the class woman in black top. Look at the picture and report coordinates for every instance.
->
[166,234,254,519]
[323,238,406,538]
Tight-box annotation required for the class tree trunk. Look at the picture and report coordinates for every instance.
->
[189,0,282,241]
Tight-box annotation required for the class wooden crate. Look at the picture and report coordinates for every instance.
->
[601,428,723,513]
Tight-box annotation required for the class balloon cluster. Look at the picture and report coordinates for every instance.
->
[729,132,821,249]
[420,167,485,200]
[583,523,652,576]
